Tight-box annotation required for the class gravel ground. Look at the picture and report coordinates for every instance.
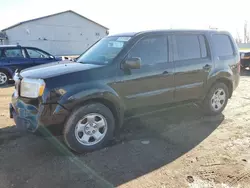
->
[0,72,250,188]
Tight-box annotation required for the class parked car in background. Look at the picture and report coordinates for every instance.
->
[240,50,250,69]
[0,45,62,85]
[10,30,240,153]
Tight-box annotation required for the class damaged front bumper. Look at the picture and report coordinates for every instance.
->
[10,99,40,132]
[10,95,70,133]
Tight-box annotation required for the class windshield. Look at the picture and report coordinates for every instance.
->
[76,36,131,65]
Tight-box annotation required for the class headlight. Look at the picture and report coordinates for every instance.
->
[20,78,45,98]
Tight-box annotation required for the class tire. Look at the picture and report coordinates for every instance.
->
[202,82,229,116]
[0,71,9,86]
[63,103,115,153]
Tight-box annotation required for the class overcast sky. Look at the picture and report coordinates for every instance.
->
[0,0,249,39]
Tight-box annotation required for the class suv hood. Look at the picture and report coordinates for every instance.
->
[20,61,103,79]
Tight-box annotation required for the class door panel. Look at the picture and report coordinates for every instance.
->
[8,58,33,71]
[174,58,212,101]
[114,62,174,111]
[173,34,213,102]
[111,35,175,115]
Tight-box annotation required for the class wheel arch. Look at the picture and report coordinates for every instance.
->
[60,89,125,131]
[214,78,233,98]
[74,97,124,130]
[0,68,12,78]
[206,77,233,99]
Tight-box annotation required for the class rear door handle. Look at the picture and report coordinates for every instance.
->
[203,64,211,70]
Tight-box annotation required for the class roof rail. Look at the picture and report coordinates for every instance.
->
[0,44,21,47]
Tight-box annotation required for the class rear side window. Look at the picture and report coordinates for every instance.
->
[175,34,208,61]
[212,34,234,56]
[4,49,24,58]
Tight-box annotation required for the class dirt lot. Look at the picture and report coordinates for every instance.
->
[0,73,250,188]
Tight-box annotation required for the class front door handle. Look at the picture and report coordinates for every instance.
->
[203,64,211,70]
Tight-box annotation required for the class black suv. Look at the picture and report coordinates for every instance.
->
[10,30,240,153]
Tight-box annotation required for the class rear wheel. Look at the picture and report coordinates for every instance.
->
[0,71,9,86]
[63,103,115,153]
[202,82,229,115]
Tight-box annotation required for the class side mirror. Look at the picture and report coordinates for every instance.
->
[49,55,55,59]
[124,57,141,69]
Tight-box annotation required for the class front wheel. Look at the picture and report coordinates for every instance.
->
[0,71,9,86]
[202,82,229,115]
[63,103,115,153]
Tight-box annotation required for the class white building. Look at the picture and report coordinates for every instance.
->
[1,10,109,56]
[0,32,7,45]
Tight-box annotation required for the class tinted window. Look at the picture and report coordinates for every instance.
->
[175,35,201,60]
[27,48,50,58]
[128,35,168,65]
[4,49,24,58]
[212,34,234,56]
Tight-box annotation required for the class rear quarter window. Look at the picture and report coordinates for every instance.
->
[212,34,234,57]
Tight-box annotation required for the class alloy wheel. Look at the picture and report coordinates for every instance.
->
[211,88,226,111]
[74,113,108,146]
[0,72,8,85]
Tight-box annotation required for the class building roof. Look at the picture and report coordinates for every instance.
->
[0,32,7,39]
[2,10,108,31]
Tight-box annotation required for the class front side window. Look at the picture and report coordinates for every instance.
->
[127,35,168,65]
[212,34,234,57]
[4,48,24,58]
[77,36,131,65]
[27,48,50,58]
